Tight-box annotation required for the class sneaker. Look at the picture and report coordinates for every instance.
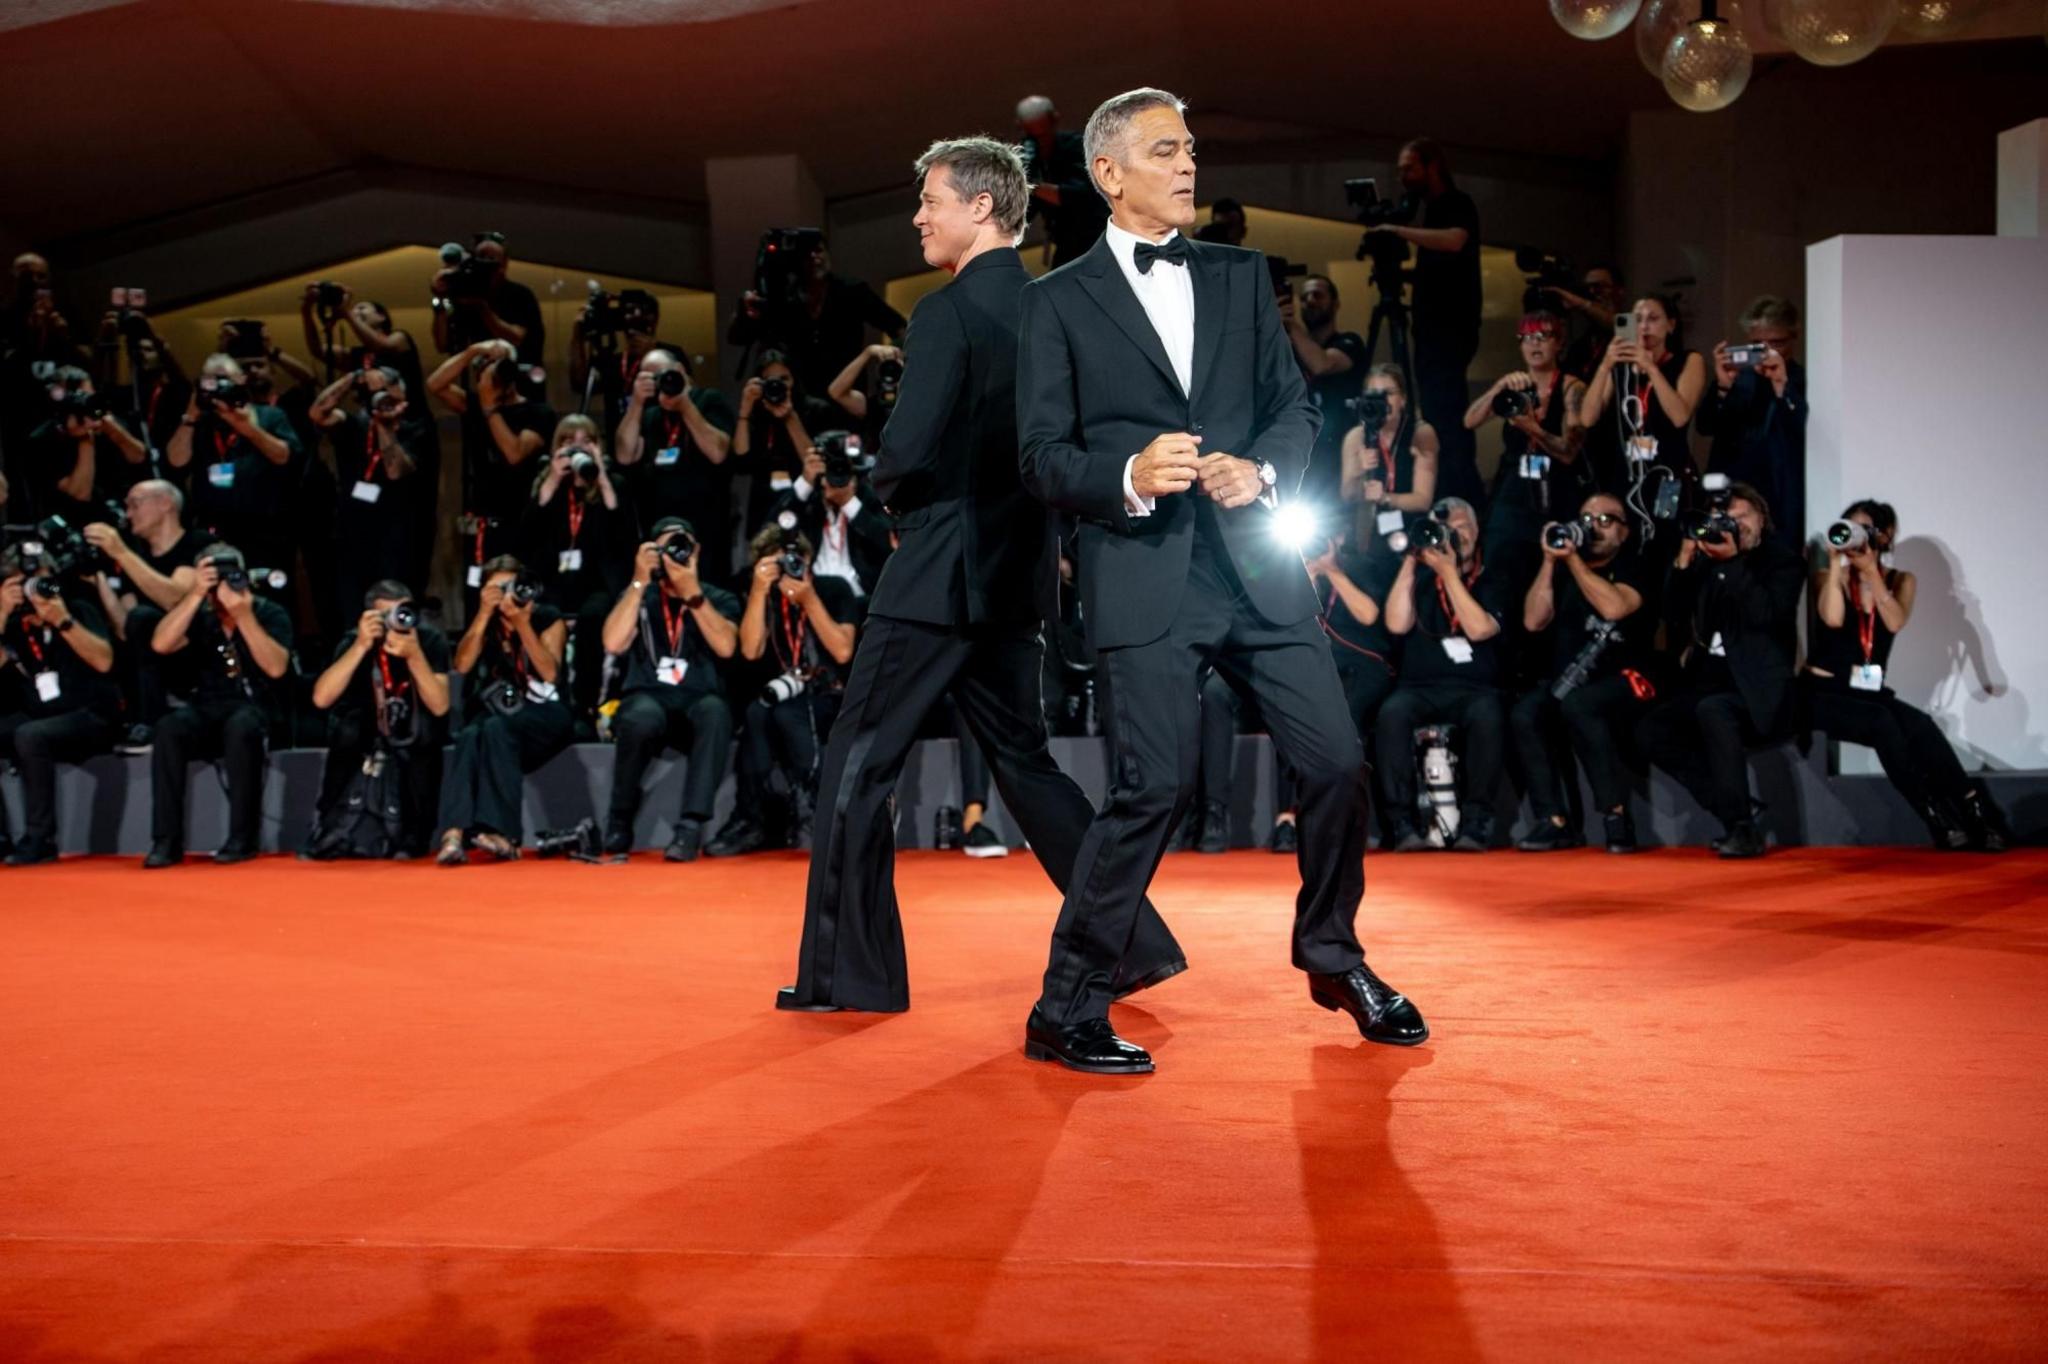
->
[1713,819,1766,859]
[1389,819,1430,853]
[1515,820,1582,852]
[663,819,705,863]
[1603,810,1639,854]
[602,818,634,856]
[114,723,155,755]
[963,822,1010,858]
[1196,799,1230,854]
[1269,818,1299,855]
[707,817,768,858]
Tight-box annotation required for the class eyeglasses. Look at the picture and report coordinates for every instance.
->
[1579,512,1623,527]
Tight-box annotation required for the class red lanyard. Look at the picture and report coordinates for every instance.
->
[211,427,234,464]
[663,413,685,452]
[660,593,688,654]
[18,626,47,667]
[496,621,528,685]
[1376,430,1401,494]
[1433,577,1464,637]
[375,649,408,697]
[1847,575,1878,665]
[146,379,165,427]
[776,595,807,669]
[565,494,584,546]
[362,423,381,483]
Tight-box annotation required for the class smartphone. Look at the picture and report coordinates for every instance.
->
[110,287,128,308]
[1613,313,1638,348]
[1725,342,1768,368]
[130,287,147,308]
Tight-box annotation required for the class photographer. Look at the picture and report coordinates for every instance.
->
[1377,498,1509,851]
[145,544,295,867]
[599,518,739,861]
[299,283,428,402]
[81,479,202,745]
[308,365,434,623]
[1339,366,1439,562]
[1700,295,1807,552]
[771,431,894,600]
[1511,493,1653,853]
[430,230,545,364]
[729,350,835,555]
[1283,276,1367,507]
[1014,95,1110,266]
[1803,501,2012,852]
[165,354,303,587]
[824,341,904,454]
[3,258,93,465]
[22,366,149,525]
[436,557,574,865]
[91,299,189,460]
[571,288,687,432]
[0,549,119,865]
[726,235,905,400]
[707,523,858,856]
[1557,264,1629,383]
[613,348,735,550]
[1471,311,1589,562]
[1578,295,1706,517]
[428,339,557,587]
[525,415,630,716]
[1364,137,1484,507]
[305,582,451,860]
[1196,197,1249,246]
[1637,482,1803,859]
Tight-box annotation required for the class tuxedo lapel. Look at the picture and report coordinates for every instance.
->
[1076,238,1182,398]
[1187,246,1231,408]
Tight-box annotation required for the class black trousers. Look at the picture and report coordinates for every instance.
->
[790,615,1186,1013]
[438,700,576,841]
[315,710,446,857]
[1511,675,1642,819]
[735,691,844,805]
[151,700,270,845]
[1036,542,1368,1027]
[1801,679,1973,812]
[122,605,177,727]
[1375,682,1506,823]
[0,708,118,845]
[608,687,733,828]
[1638,684,1765,829]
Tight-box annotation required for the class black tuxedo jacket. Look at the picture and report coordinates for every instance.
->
[768,477,894,596]
[1664,539,1806,736]
[1016,234,1321,649]
[867,247,1052,627]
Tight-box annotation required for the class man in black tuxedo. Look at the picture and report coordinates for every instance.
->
[777,136,1185,1014]
[1017,88,1430,1074]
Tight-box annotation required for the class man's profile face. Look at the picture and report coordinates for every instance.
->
[914,165,985,272]
[1730,497,1765,552]
[1100,105,1197,231]
[1581,495,1628,558]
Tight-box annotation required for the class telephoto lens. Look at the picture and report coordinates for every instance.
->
[761,376,790,406]
[763,671,807,705]
[1827,520,1868,552]
[1411,518,1450,554]
[661,531,698,564]
[384,602,420,633]
[569,451,600,485]
[1544,520,1586,552]
[27,576,65,600]
[656,369,687,397]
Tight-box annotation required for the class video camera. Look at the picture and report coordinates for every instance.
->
[1684,472,1740,546]
[1266,255,1308,298]
[437,242,498,301]
[1344,177,1417,283]
[754,227,825,312]
[817,431,872,489]
[1515,246,1578,314]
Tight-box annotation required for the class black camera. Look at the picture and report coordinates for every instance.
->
[1685,474,1740,546]
[315,280,347,312]
[568,450,601,486]
[760,375,790,407]
[763,671,807,704]
[438,242,496,301]
[660,528,698,565]
[875,358,903,410]
[27,575,66,601]
[1266,255,1308,297]
[1346,390,1392,430]
[1514,246,1577,314]
[509,577,542,606]
[206,549,286,594]
[383,601,419,633]
[1344,177,1417,282]
[583,282,626,336]
[221,319,267,360]
[196,373,248,410]
[1544,520,1587,552]
[1492,386,1537,419]
[818,431,872,488]
[21,516,88,579]
[656,368,688,398]
[1826,519,1869,552]
[481,679,525,718]
[1410,517,1451,555]
[1725,342,1769,369]
[534,817,603,860]
[369,389,403,418]
[754,227,825,310]
[51,382,108,422]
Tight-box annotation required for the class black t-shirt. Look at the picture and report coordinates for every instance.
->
[330,411,435,533]
[180,404,303,564]
[181,596,295,706]
[1412,189,1482,342]
[2,591,120,720]
[738,396,839,532]
[630,390,737,536]
[1302,331,1368,503]
[733,277,906,398]
[1318,546,1398,665]
[326,625,452,732]
[1398,565,1511,688]
[618,583,740,700]
[762,574,858,691]
[109,373,193,457]
[468,602,565,691]
[523,488,632,605]
[1541,551,1651,681]
[461,397,556,525]
[589,339,691,433]
[449,280,547,364]
[130,527,205,581]
[25,420,142,528]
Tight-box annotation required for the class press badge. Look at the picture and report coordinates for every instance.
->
[1376,508,1405,536]
[1441,637,1475,665]
[351,480,381,504]
[207,463,236,488]
[1626,435,1657,463]
[466,565,484,588]
[557,548,584,573]
[1850,664,1884,692]
[656,656,688,686]
[1519,453,1550,480]
[1708,631,1727,657]
[34,671,61,702]
[654,445,681,467]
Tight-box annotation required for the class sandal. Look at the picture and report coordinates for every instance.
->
[436,831,467,867]
[473,832,520,862]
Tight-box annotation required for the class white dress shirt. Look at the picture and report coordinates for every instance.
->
[1103,221,1196,517]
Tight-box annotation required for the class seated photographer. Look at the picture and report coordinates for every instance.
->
[1471,312,1589,565]
[599,518,740,861]
[82,480,202,744]
[428,339,557,588]
[524,416,631,718]
[572,288,688,433]
[0,549,119,865]
[1578,295,1705,519]
[1377,498,1510,851]
[1637,481,1803,859]
[436,558,574,865]
[145,544,295,867]
[430,230,545,364]
[165,354,303,590]
[1283,275,1367,509]
[1510,493,1653,854]
[1803,501,2012,852]
[308,365,435,624]
[1339,365,1439,564]
[1306,531,1401,799]
[306,583,451,860]
[613,348,735,552]
[23,365,149,524]
[707,523,858,856]
[730,350,836,556]
[771,431,894,600]
[1700,295,1806,553]
[726,234,905,399]
[824,341,904,454]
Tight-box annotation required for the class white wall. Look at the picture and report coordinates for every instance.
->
[1807,234,2048,772]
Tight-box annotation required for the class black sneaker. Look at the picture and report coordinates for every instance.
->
[1603,810,1640,854]
[706,817,767,858]
[602,819,634,856]
[1196,799,1230,854]
[1389,819,1429,853]
[963,822,1010,858]
[664,819,705,863]
[114,723,154,755]
[1713,820,1767,859]
[1269,818,1299,855]
[1515,820,1581,852]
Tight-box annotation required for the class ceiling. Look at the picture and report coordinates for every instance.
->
[4,0,2037,256]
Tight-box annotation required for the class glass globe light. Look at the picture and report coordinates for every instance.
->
[1894,0,1979,35]
[1552,0,1645,39]
[1636,0,1694,72]
[1662,3,1755,111]
[1766,0,1898,64]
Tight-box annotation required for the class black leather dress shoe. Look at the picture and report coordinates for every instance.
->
[1309,966,1429,1046]
[602,820,634,856]
[774,986,844,1013]
[212,841,259,865]
[1024,1009,1154,1075]
[1196,799,1230,854]
[663,819,704,863]
[1713,820,1766,859]
[1110,957,1188,1002]
[5,839,58,867]
[143,840,184,869]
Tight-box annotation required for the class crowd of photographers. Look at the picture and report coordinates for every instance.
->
[0,116,2016,867]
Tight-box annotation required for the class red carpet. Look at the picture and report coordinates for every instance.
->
[1,847,2043,1361]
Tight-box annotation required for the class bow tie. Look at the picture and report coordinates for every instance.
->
[1132,236,1192,275]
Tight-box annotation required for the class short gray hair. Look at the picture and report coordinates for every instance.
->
[914,136,1029,238]
[134,477,183,515]
[1739,294,1801,331]
[1082,87,1186,204]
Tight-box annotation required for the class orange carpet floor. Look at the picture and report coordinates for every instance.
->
[1,847,2044,1362]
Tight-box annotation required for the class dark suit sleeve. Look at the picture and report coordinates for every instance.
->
[871,291,966,508]
[1017,282,1132,527]
[1241,253,1321,495]
[1734,546,1806,631]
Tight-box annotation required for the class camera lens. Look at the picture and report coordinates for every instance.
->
[656,370,687,397]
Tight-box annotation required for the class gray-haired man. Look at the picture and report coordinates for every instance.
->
[778,135,1184,1014]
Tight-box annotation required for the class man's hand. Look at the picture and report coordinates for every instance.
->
[218,401,257,436]
[751,556,782,595]
[667,545,703,597]
[355,608,386,647]
[1712,340,1738,390]
[778,572,815,607]
[476,369,505,410]
[1131,431,1202,498]
[500,593,532,627]
[1278,292,1300,328]
[800,446,827,486]
[193,559,222,598]
[384,626,420,661]
[0,577,24,626]
[82,522,132,566]
[477,580,504,617]
[738,377,763,417]
[1700,535,1738,562]
[1756,346,1789,397]
[29,584,69,627]
[633,541,661,583]
[1419,544,1458,578]
[629,370,657,408]
[1196,453,1263,510]
[218,577,255,618]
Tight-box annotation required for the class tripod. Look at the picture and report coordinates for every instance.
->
[1353,235,1417,404]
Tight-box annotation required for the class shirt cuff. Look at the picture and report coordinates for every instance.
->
[1122,454,1155,518]
[793,477,814,502]
[837,496,862,523]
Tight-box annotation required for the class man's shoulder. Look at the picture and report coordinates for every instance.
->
[703,582,742,615]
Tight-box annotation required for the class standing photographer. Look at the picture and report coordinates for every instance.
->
[91,300,189,460]
[1557,264,1629,383]
[525,416,630,718]
[729,350,835,553]
[165,354,302,588]
[571,289,688,433]
[1470,311,1589,564]
[145,545,295,867]
[772,432,894,600]
[1339,366,1439,562]
[824,341,904,456]
[598,518,739,861]
[1511,493,1652,853]
[0,549,119,865]
[430,231,545,364]
[1578,295,1706,526]
[299,284,428,406]
[1283,275,1367,509]
[308,366,433,624]
[726,236,904,400]
[1377,498,1509,851]
[305,582,451,860]
[1014,95,1111,266]
[23,367,149,525]
[81,479,201,745]
[1637,482,1803,859]
[428,339,557,591]
[613,349,735,547]
[708,524,859,856]
[1700,295,1806,553]
[436,557,574,865]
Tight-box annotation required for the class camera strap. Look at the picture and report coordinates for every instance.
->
[564,494,584,547]
[361,422,382,484]
[1552,618,1621,700]
[1846,573,1885,665]
[372,649,415,744]
[776,595,809,674]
